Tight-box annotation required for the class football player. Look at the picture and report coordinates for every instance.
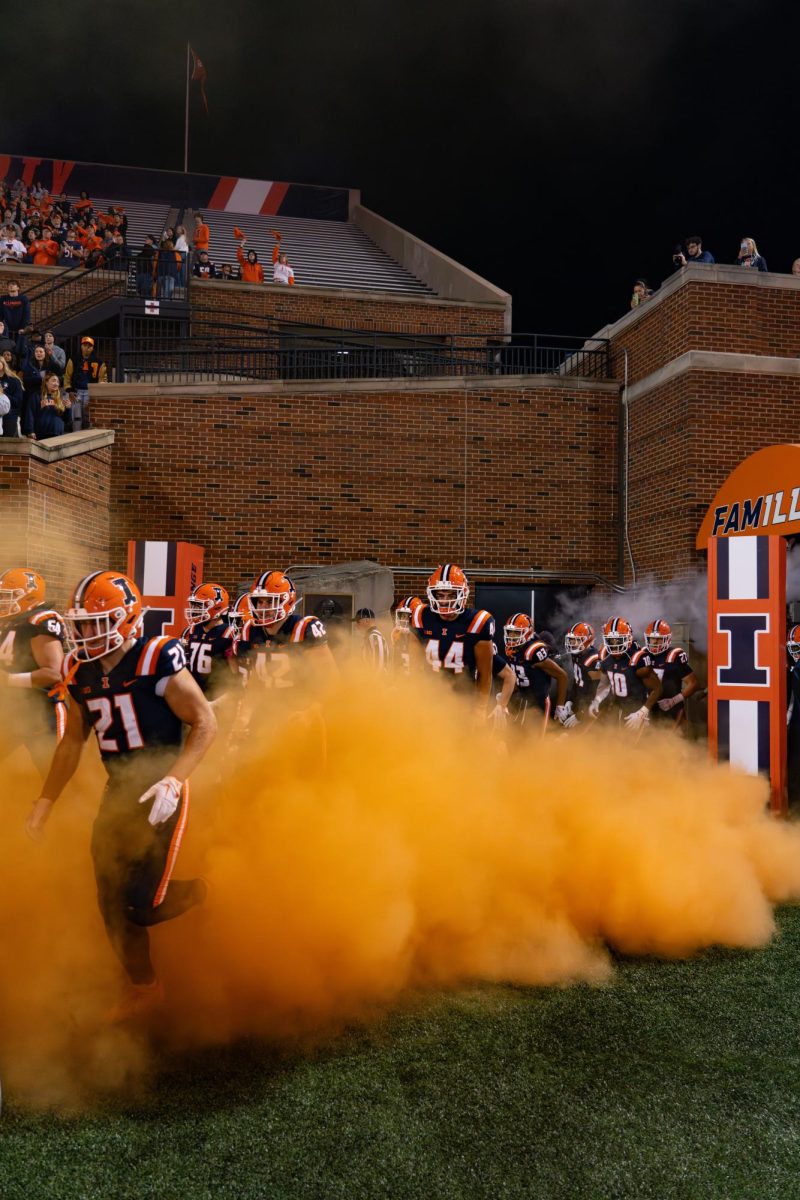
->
[503,612,577,732]
[489,641,519,726]
[0,567,66,776]
[25,570,216,1021]
[644,618,698,731]
[590,617,662,732]
[564,621,602,716]
[181,582,238,703]
[786,625,800,808]
[410,564,495,714]
[246,570,337,690]
[391,595,422,674]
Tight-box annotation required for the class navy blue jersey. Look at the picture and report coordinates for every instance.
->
[412,604,495,687]
[237,613,327,690]
[569,645,601,711]
[650,646,693,700]
[492,650,509,679]
[0,604,65,713]
[67,635,187,779]
[789,660,800,713]
[598,642,653,714]
[507,637,553,713]
[180,619,236,698]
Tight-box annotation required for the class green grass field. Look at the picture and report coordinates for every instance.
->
[4,908,800,1200]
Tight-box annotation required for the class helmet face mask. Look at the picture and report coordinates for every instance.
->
[565,622,594,655]
[250,572,297,627]
[65,571,144,661]
[185,583,229,626]
[0,586,26,619]
[603,617,633,656]
[66,608,129,660]
[427,566,468,617]
[645,620,672,656]
[788,625,800,662]
[395,605,412,631]
[228,593,252,640]
[503,612,534,652]
[0,568,45,619]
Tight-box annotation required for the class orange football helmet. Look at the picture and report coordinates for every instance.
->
[788,624,800,663]
[565,621,594,655]
[504,612,535,652]
[250,570,297,626]
[228,592,253,640]
[395,595,423,631]
[185,582,229,625]
[603,616,633,656]
[644,618,672,655]
[65,570,143,660]
[427,564,469,616]
[0,567,46,619]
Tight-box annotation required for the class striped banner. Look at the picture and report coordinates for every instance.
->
[707,534,786,813]
[127,540,204,640]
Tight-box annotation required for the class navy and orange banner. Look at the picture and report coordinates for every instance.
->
[0,153,352,221]
[127,540,205,640]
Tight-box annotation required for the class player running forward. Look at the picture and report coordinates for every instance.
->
[787,626,800,808]
[181,582,239,704]
[503,612,577,733]
[590,617,662,732]
[246,570,337,691]
[411,564,495,715]
[25,571,216,1021]
[564,621,602,716]
[644,618,698,731]
[0,567,66,776]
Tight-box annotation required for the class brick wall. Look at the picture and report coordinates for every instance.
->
[607,269,800,384]
[0,444,113,609]
[190,278,508,338]
[89,378,619,596]
[627,368,800,581]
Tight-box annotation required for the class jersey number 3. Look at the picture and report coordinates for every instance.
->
[86,694,144,752]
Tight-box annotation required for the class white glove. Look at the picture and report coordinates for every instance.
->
[588,698,600,719]
[657,694,683,712]
[489,695,508,724]
[138,775,182,827]
[555,702,578,729]
[624,706,650,731]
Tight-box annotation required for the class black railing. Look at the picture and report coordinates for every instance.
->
[114,331,610,384]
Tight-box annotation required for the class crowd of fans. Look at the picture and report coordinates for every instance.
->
[630,234,793,309]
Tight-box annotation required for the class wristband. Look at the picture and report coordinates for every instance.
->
[9,672,33,688]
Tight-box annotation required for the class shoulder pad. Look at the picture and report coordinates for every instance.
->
[667,647,687,662]
[524,640,548,662]
[136,636,185,676]
[599,646,609,660]
[630,647,650,666]
[467,609,494,636]
[293,616,327,643]
[412,605,426,630]
[28,609,64,637]
[584,651,599,667]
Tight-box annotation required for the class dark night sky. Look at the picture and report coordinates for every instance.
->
[5,0,798,333]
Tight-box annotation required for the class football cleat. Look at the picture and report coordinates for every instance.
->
[250,571,298,626]
[602,616,633,656]
[788,624,800,663]
[427,564,469,616]
[0,567,46,619]
[644,618,672,656]
[65,571,143,660]
[186,582,229,626]
[565,621,594,655]
[504,612,535,652]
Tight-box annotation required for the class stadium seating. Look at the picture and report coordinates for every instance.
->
[66,196,174,253]
[193,210,434,294]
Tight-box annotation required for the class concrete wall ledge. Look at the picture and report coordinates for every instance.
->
[0,429,115,461]
[627,349,800,403]
[190,276,507,312]
[92,374,619,400]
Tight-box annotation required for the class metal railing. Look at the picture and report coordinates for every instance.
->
[113,330,610,385]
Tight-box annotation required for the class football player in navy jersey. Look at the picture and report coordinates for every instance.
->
[246,570,337,692]
[644,618,698,731]
[591,617,662,732]
[0,567,66,776]
[410,564,495,714]
[502,613,577,732]
[25,570,216,1021]
[564,621,602,716]
[181,582,239,703]
[391,595,423,675]
[489,642,517,725]
[786,626,800,808]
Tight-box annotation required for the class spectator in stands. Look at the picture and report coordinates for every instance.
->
[43,330,66,372]
[22,345,53,430]
[673,236,715,270]
[737,237,768,272]
[24,371,72,441]
[0,321,16,357]
[0,355,23,437]
[104,233,130,270]
[136,235,157,297]
[0,226,26,262]
[155,238,182,298]
[28,229,59,268]
[273,251,295,286]
[74,192,93,221]
[1,281,31,339]
[220,262,237,281]
[64,336,107,430]
[236,237,264,284]
[192,250,217,280]
[630,278,652,308]
[792,259,800,277]
[193,213,210,260]
[174,225,190,286]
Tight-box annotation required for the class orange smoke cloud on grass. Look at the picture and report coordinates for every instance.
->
[1,665,800,1107]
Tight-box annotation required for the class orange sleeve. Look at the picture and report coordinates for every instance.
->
[237,245,246,268]
[258,264,264,283]
[272,244,280,263]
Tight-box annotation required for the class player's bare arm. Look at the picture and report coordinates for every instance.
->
[497,662,516,709]
[637,665,663,710]
[25,697,89,839]
[539,658,569,708]
[681,670,699,701]
[0,632,64,690]
[474,639,493,706]
[163,667,217,782]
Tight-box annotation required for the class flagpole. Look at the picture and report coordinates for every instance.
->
[184,41,190,173]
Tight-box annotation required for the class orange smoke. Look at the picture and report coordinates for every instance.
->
[2,664,800,1108]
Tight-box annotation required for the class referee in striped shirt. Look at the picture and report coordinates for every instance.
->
[354,607,389,672]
